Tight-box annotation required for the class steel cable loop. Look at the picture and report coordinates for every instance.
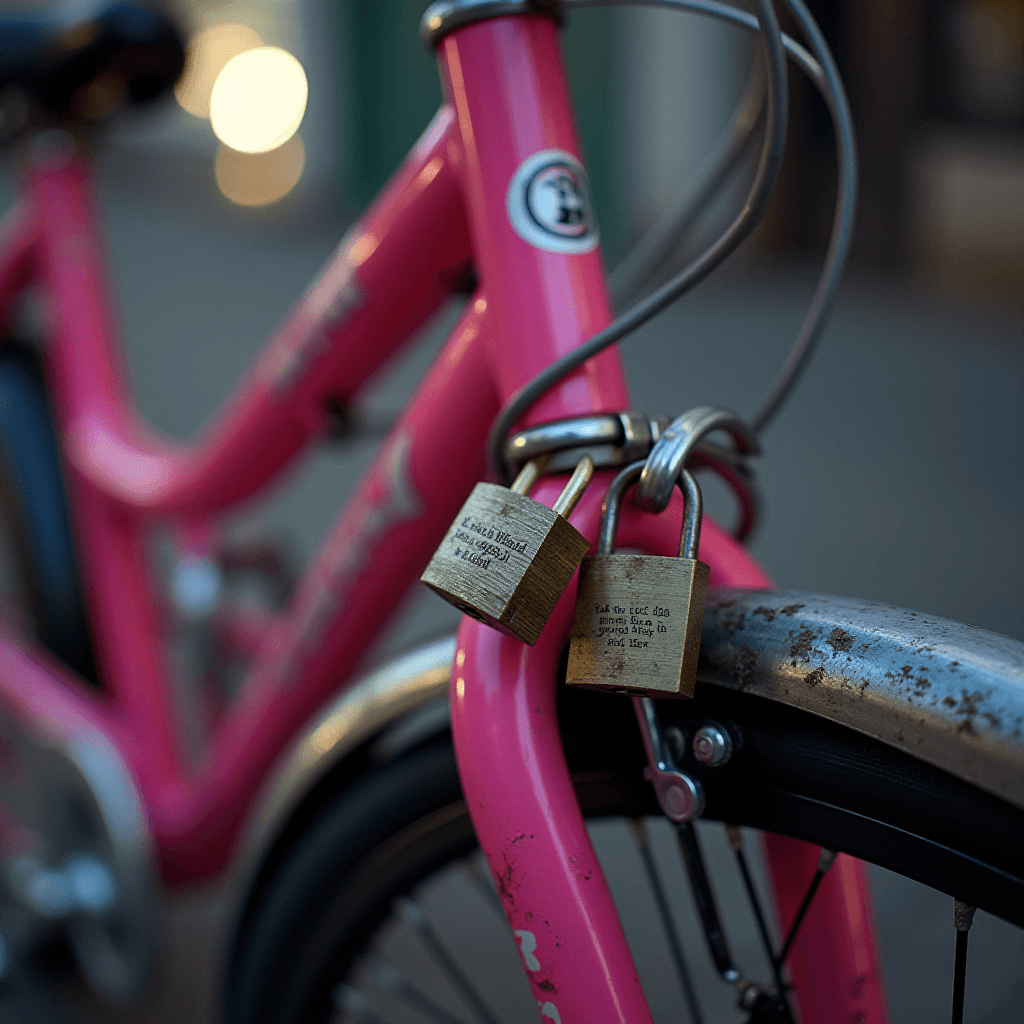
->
[500,411,761,540]
[570,0,857,437]
[747,0,857,433]
[504,412,654,465]
[607,55,768,310]
[488,0,857,494]
[486,0,790,483]
[687,445,760,542]
[636,405,758,512]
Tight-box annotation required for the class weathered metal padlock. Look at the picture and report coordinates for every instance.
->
[421,456,594,645]
[566,460,709,697]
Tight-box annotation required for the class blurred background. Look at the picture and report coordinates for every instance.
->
[0,0,1021,1021]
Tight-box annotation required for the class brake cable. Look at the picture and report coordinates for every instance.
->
[487,0,857,482]
[608,56,767,310]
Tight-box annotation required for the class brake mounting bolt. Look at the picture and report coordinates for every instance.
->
[693,724,732,765]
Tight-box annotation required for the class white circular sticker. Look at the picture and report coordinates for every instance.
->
[506,149,599,255]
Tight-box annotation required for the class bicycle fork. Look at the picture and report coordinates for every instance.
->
[451,480,890,1023]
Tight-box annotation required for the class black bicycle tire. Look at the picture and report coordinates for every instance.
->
[0,342,96,682]
[226,739,468,1024]
[224,681,1023,1024]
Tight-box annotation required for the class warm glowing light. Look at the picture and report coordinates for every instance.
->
[415,157,442,191]
[175,23,263,119]
[210,47,307,154]
[347,233,379,266]
[215,135,305,207]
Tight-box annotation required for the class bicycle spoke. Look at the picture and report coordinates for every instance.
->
[951,901,976,1024]
[675,822,740,982]
[334,983,385,1024]
[395,896,499,1024]
[773,848,837,968]
[357,953,469,1024]
[631,820,705,1024]
[726,826,793,1016]
[460,854,505,917]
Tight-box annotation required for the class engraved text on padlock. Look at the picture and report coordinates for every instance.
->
[421,457,594,645]
[566,462,709,697]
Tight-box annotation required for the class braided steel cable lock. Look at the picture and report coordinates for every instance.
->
[485,0,857,543]
[503,410,761,541]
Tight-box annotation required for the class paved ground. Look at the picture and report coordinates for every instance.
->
[0,136,1022,1023]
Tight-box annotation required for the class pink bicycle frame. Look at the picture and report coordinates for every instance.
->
[0,10,888,1022]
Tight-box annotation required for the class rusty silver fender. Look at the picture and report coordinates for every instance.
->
[212,595,1024,1010]
[233,592,1023,900]
[227,636,455,921]
[218,592,1024,1002]
[700,591,1024,809]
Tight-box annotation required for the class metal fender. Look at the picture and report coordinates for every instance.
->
[225,635,456,940]
[229,589,1024,916]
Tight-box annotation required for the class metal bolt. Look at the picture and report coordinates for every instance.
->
[660,774,705,822]
[663,725,687,764]
[6,853,118,920]
[65,855,119,915]
[172,556,223,617]
[954,900,977,932]
[693,724,732,765]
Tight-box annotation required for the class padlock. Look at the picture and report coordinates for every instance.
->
[421,455,594,645]
[566,460,709,697]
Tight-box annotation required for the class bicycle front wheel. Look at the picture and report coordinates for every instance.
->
[0,341,95,681]
[224,592,1024,1023]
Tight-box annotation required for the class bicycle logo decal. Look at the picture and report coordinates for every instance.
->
[507,149,599,255]
[276,430,422,685]
[260,228,366,392]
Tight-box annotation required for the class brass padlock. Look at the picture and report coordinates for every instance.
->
[566,460,709,697]
[421,456,594,645]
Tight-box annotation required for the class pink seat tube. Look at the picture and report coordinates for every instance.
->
[437,13,629,426]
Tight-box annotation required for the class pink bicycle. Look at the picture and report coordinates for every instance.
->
[0,1,1020,1022]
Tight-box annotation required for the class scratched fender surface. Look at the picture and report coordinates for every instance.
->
[699,591,1024,809]
[237,591,1024,896]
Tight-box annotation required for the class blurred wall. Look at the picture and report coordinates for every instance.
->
[616,6,749,235]
[80,0,1024,311]
[763,0,1023,306]
[117,0,341,216]
[332,2,624,256]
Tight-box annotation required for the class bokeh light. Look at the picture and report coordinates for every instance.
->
[210,47,308,155]
[174,23,263,119]
[215,134,306,206]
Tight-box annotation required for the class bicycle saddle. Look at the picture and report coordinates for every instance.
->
[0,1,184,131]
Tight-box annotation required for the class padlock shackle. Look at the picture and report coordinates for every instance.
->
[597,460,703,558]
[510,454,552,496]
[636,406,756,514]
[678,470,703,560]
[597,462,644,555]
[552,456,595,518]
[511,455,595,520]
